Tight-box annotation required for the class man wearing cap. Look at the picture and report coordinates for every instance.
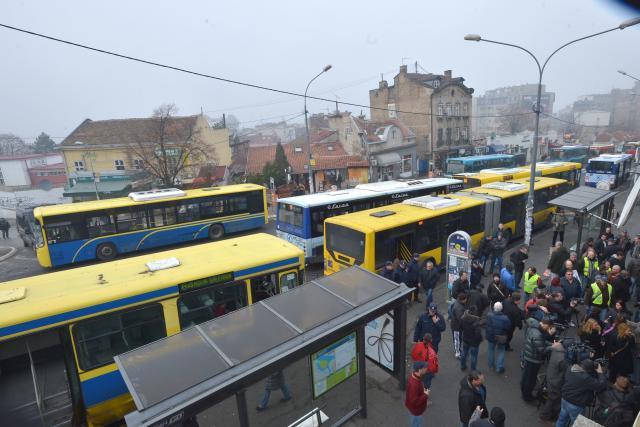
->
[405,361,430,427]
[380,260,398,282]
[414,303,446,353]
[556,359,607,426]
[485,302,511,374]
[584,274,614,323]
[406,253,422,303]
[470,406,505,427]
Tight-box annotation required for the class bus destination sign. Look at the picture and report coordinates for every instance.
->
[178,272,234,293]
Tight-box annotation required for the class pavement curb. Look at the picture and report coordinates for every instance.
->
[0,246,18,262]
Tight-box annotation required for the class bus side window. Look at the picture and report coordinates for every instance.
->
[115,209,147,232]
[73,304,166,371]
[279,271,298,293]
[148,206,177,228]
[250,274,278,303]
[176,202,201,223]
[177,281,248,329]
[86,214,116,238]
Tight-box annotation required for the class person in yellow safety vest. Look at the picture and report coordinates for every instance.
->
[578,249,599,285]
[523,267,542,303]
[585,275,613,323]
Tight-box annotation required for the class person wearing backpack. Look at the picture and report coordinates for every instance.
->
[411,333,439,389]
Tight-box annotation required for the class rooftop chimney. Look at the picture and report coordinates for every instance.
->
[379,80,388,89]
[400,65,408,74]
[444,70,452,80]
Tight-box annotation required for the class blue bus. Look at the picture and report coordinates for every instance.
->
[550,145,589,165]
[276,178,463,262]
[585,154,634,190]
[445,154,525,175]
[33,185,267,267]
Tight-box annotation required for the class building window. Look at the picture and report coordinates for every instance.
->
[463,103,469,115]
[437,103,444,116]
[114,160,125,171]
[455,127,460,141]
[0,168,4,185]
[388,103,397,119]
[294,146,302,153]
[454,103,460,116]
[392,129,397,139]
[401,155,412,174]
[432,80,440,88]
[29,158,46,167]
[437,129,443,145]
[133,159,144,170]
[74,161,85,171]
[345,127,352,136]
[461,127,468,139]
[446,103,452,116]
[446,128,452,144]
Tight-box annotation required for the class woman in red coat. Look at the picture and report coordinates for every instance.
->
[411,333,439,388]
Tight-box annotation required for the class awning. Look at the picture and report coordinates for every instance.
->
[374,152,401,167]
[63,180,132,197]
[548,186,617,212]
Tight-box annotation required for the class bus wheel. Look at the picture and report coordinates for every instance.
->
[208,224,225,240]
[96,243,117,261]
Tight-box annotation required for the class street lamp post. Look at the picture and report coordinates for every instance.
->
[618,70,640,82]
[465,16,640,246]
[304,65,332,194]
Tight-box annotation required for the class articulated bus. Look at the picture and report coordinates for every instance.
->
[445,153,526,175]
[323,177,569,275]
[33,184,267,268]
[453,162,581,189]
[585,153,634,190]
[276,178,462,262]
[0,233,304,426]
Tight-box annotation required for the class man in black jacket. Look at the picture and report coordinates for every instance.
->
[556,359,607,426]
[461,306,483,371]
[458,370,488,427]
[413,303,446,353]
[510,245,528,290]
[419,260,439,306]
[521,318,556,402]
[406,253,422,302]
[452,271,472,300]
[477,235,493,273]
[451,293,469,359]
[501,292,523,351]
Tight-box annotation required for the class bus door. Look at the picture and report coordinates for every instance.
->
[278,269,300,293]
[250,273,279,303]
[0,329,76,426]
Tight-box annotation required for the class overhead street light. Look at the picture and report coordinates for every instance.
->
[304,64,332,194]
[464,16,640,246]
[619,69,640,82]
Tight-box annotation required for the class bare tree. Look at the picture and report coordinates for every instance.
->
[127,104,216,187]
[0,133,32,155]
[497,104,535,135]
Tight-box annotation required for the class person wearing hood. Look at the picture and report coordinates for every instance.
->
[539,341,566,421]
[469,407,505,427]
[521,318,556,402]
[461,306,483,372]
[556,359,607,426]
[458,370,488,427]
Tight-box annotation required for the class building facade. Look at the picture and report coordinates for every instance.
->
[0,153,65,190]
[369,65,473,169]
[473,84,555,137]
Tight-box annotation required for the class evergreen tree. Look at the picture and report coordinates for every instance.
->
[33,132,56,153]
[262,142,290,187]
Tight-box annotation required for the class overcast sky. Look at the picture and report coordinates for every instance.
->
[1,0,639,142]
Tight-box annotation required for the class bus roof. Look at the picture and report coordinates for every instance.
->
[461,177,566,198]
[589,153,633,163]
[552,145,587,151]
[0,233,303,340]
[325,193,485,234]
[277,178,461,208]
[447,154,514,162]
[34,183,265,217]
[528,161,581,170]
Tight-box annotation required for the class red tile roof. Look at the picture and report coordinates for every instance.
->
[310,129,337,143]
[595,132,612,142]
[246,140,367,174]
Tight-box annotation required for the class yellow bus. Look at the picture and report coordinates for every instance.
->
[453,161,581,189]
[0,233,304,426]
[324,177,569,275]
[32,184,267,268]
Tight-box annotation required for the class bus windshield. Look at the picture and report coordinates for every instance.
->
[277,203,303,228]
[588,161,613,173]
[325,223,365,263]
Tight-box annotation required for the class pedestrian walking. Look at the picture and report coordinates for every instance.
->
[485,302,511,374]
[256,370,292,411]
[458,371,488,427]
[470,406,505,427]
[411,333,439,389]
[510,245,528,289]
[0,218,10,239]
[413,303,446,353]
[419,260,438,306]
[551,209,568,247]
[405,361,430,427]
[461,306,483,372]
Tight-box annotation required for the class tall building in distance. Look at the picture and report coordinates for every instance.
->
[473,84,555,137]
[369,65,474,169]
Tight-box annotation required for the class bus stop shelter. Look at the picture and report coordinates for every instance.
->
[548,186,617,252]
[115,266,412,427]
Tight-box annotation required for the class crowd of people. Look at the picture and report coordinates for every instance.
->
[396,222,640,427]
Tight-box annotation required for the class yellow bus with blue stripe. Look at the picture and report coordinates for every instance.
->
[453,161,581,189]
[324,177,569,275]
[0,233,303,426]
[32,184,267,267]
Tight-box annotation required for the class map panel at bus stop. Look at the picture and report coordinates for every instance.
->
[311,332,358,399]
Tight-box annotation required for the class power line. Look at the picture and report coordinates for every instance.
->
[541,112,613,128]
[0,23,531,119]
